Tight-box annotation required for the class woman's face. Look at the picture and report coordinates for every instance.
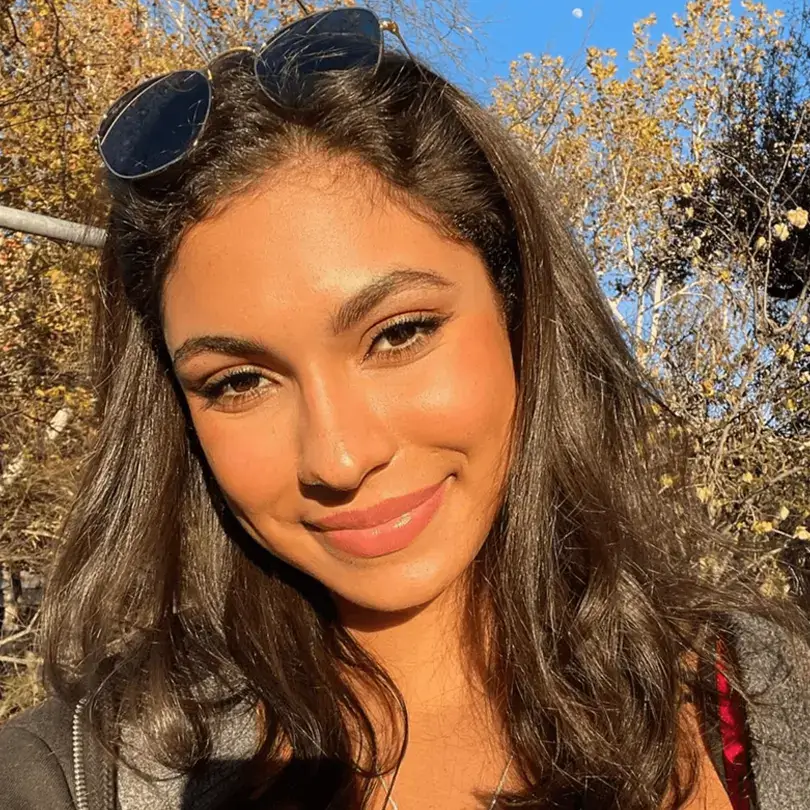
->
[163,158,516,614]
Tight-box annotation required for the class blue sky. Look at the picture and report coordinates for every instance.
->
[409,0,727,100]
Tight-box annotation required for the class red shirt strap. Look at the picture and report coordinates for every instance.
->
[715,635,757,810]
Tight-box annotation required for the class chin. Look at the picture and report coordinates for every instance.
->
[324,541,477,617]
[332,583,443,614]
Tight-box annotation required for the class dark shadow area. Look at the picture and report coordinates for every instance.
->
[182,755,362,810]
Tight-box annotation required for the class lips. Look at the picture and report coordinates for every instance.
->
[309,479,446,531]
[311,477,451,559]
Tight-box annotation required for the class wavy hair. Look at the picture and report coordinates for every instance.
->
[43,49,809,809]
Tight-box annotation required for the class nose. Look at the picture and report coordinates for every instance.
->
[296,367,396,494]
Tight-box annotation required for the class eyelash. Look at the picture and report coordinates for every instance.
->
[196,313,447,409]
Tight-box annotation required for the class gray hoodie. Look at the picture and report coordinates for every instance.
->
[1,612,808,810]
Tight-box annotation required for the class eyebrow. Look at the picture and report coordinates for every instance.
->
[171,268,453,367]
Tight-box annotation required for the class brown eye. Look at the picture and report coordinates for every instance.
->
[380,322,421,348]
[229,373,262,393]
[368,314,446,358]
[198,369,273,407]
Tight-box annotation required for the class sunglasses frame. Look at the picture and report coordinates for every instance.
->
[95,6,421,181]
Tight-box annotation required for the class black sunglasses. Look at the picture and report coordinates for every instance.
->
[96,4,420,181]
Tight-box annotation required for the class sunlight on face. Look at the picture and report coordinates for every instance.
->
[163,158,517,614]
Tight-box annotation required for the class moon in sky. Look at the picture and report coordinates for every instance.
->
[572,7,584,18]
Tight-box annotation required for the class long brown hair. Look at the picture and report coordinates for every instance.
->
[43,49,808,809]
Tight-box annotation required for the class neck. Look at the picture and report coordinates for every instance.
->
[334,576,492,715]
[331,581,515,796]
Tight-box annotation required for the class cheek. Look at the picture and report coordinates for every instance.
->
[191,409,295,514]
[394,313,516,452]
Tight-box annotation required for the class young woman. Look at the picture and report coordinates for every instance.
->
[1,7,809,810]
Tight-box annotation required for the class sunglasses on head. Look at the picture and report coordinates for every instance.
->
[96,3,420,181]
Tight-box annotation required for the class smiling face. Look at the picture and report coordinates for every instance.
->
[163,158,517,614]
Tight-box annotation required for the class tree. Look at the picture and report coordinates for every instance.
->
[491,0,810,596]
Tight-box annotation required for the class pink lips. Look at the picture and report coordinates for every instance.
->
[308,478,450,559]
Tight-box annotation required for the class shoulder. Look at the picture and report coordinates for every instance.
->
[728,611,810,810]
[117,697,259,810]
[0,698,77,810]
[729,610,810,699]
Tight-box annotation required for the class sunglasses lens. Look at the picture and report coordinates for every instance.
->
[256,8,381,104]
[99,70,211,179]
[98,75,165,143]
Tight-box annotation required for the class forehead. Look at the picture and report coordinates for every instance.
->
[162,163,486,346]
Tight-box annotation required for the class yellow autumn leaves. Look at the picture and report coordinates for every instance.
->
[787,207,809,229]
[752,520,810,540]
[493,0,807,571]
[771,207,808,242]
